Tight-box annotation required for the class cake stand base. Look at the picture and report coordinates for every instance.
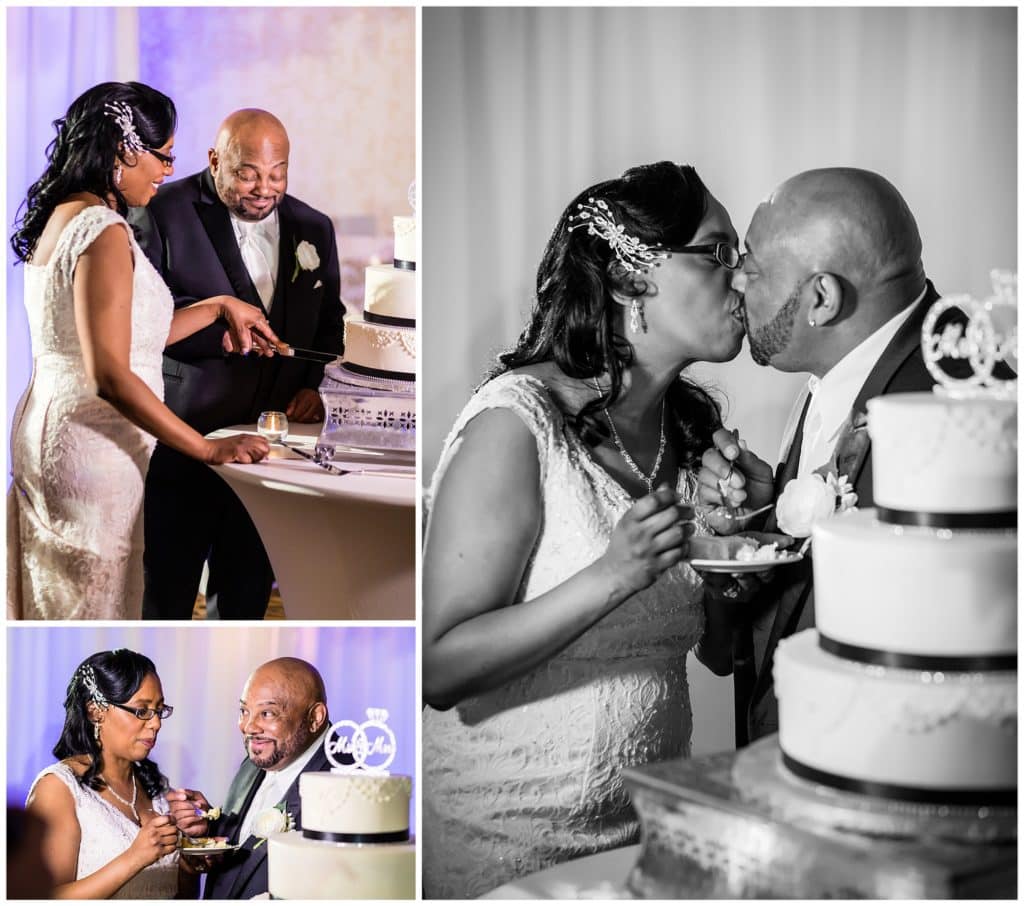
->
[621,740,1016,899]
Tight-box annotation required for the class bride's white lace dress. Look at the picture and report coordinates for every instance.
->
[422,373,706,899]
[8,206,173,619]
[28,762,179,898]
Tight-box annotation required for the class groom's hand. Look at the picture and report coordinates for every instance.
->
[166,788,212,837]
[698,429,774,526]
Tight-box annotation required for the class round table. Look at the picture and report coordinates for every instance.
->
[481,845,639,899]
[207,424,414,620]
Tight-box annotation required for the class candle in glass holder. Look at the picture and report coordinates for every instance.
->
[257,411,288,443]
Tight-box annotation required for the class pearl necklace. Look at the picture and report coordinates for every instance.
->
[103,772,140,824]
[591,380,667,495]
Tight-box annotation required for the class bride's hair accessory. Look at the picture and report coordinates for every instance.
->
[103,101,145,154]
[568,197,668,274]
[629,298,647,334]
[76,663,109,709]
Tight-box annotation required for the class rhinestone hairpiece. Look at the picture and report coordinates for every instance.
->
[567,197,668,274]
[76,664,109,708]
[103,101,144,154]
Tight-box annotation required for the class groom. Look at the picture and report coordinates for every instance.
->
[698,168,941,746]
[131,108,345,620]
[167,657,349,899]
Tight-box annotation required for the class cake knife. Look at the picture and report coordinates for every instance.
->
[274,438,413,478]
[271,343,337,364]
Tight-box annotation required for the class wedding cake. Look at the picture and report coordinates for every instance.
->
[317,202,416,455]
[775,278,1018,806]
[267,710,415,900]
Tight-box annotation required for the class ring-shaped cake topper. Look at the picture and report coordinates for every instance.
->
[922,270,1017,399]
[407,181,416,214]
[324,707,398,774]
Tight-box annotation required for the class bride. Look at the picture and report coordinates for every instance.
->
[8,81,278,620]
[25,650,191,899]
[422,161,745,897]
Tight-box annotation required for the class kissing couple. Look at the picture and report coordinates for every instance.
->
[421,161,939,898]
[23,650,342,899]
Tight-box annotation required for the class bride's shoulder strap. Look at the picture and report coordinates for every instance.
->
[51,205,133,278]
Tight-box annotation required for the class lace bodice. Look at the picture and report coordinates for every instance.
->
[8,205,174,619]
[28,763,178,899]
[422,373,707,899]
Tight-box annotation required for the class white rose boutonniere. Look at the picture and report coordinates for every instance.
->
[251,804,294,848]
[292,240,320,282]
[776,471,858,538]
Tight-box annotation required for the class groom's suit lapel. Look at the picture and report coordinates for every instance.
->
[752,283,940,707]
[194,169,267,314]
[224,747,335,900]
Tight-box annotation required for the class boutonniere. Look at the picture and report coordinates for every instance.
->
[292,240,320,283]
[251,804,294,849]
[775,469,859,539]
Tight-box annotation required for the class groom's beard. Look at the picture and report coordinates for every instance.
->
[745,284,802,366]
[245,732,304,769]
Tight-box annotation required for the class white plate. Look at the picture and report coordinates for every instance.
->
[688,552,804,573]
[180,842,241,855]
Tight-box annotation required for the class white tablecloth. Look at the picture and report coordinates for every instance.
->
[481,845,639,899]
[207,424,414,619]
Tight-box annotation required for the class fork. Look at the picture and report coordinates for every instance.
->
[709,502,775,529]
[274,438,412,478]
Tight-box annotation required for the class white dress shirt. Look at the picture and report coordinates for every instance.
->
[237,727,328,843]
[231,210,280,312]
[777,287,925,477]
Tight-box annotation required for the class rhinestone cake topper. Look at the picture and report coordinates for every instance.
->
[407,181,416,214]
[922,269,1017,399]
[324,707,397,775]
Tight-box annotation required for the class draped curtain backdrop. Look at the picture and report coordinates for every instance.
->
[422,6,1017,754]
[7,626,418,825]
[6,6,415,469]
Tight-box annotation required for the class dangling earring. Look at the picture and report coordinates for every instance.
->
[94,721,102,743]
[629,298,647,334]
[114,163,123,187]
[808,318,816,328]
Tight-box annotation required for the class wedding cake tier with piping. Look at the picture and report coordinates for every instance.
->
[317,213,416,454]
[775,392,1017,805]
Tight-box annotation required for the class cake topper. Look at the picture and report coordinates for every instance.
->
[922,269,1017,399]
[324,707,397,775]
[407,181,416,214]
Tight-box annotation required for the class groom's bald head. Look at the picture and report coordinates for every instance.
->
[238,658,329,771]
[739,167,926,375]
[208,108,290,222]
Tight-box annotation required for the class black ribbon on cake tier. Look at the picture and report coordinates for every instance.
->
[302,828,409,843]
[393,258,416,271]
[876,506,1017,529]
[818,633,1017,672]
[781,752,1017,806]
[364,311,416,328]
[343,362,415,382]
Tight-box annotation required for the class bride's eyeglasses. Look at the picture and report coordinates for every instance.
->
[144,147,176,169]
[109,702,174,720]
[669,242,744,270]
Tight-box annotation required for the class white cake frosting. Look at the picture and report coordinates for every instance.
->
[813,510,1017,658]
[776,388,1017,805]
[364,264,415,322]
[776,631,1016,794]
[268,772,415,900]
[393,215,416,265]
[867,394,1017,515]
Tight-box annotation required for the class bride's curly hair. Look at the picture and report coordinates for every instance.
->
[490,160,724,472]
[11,81,177,263]
[53,650,169,800]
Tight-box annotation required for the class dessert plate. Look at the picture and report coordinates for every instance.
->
[687,552,804,573]
[180,840,240,855]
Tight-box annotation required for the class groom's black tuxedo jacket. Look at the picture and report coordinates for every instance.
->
[736,281,943,746]
[202,746,346,900]
[130,169,345,436]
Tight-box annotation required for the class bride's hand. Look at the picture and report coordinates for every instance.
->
[598,484,694,598]
[216,295,282,356]
[127,812,179,871]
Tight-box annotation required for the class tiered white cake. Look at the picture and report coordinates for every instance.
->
[775,392,1017,803]
[268,710,415,900]
[317,214,416,454]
